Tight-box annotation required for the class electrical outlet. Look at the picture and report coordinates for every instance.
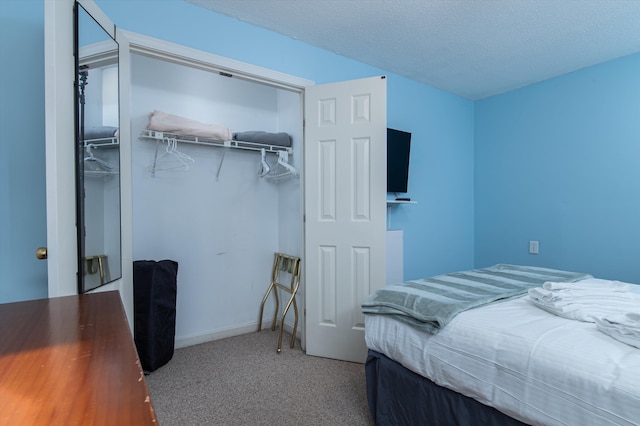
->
[529,240,539,254]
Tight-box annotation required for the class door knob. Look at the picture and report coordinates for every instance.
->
[36,247,48,260]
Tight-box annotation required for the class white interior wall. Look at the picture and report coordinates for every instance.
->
[84,68,103,129]
[101,146,121,282]
[130,54,302,346]
[274,89,304,328]
[84,178,105,255]
[84,158,120,288]
[101,66,118,126]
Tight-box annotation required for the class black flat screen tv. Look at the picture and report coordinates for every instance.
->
[387,128,411,193]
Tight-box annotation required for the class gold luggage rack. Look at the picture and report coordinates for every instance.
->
[257,253,301,353]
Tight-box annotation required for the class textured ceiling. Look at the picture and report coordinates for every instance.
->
[186,0,640,100]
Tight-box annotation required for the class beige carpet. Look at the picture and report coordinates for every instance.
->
[145,330,375,425]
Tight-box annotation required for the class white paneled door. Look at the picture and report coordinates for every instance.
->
[45,0,80,298]
[304,76,387,363]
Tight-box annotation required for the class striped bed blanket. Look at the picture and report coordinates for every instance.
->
[361,264,592,334]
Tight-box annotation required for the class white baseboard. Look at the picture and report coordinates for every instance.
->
[175,320,303,349]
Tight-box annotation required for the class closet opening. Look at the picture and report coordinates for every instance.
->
[129,48,308,349]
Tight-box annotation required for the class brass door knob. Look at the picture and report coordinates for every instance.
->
[36,247,48,260]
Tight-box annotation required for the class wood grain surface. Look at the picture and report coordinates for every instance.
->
[0,291,156,425]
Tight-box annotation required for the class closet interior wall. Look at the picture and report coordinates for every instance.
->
[130,53,303,347]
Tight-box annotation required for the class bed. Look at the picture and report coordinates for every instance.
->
[362,264,640,425]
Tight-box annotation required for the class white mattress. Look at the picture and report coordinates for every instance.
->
[365,292,640,425]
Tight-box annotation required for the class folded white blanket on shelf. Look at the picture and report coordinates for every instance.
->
[595,312,640,349]
[147,110,232,140]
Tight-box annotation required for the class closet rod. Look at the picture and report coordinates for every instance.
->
[139,129,293,154]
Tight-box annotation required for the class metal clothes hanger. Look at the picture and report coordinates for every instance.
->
[258,148,271,178]
[266,150,297,180]
[84,144,115,173]
[148,137,195,176]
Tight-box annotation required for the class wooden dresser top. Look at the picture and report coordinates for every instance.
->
[0,291,157,425]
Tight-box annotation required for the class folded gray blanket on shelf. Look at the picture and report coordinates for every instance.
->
[84,126,118,140]
[361,264,592,334]
[233,131,292,147]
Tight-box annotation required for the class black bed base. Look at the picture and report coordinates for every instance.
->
[365,350,528,426]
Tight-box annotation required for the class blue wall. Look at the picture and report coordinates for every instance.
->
[475,53,640,282]
[387,82,474,279]
[0,0,474,302]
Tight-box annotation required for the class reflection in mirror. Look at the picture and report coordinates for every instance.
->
[75,3,122,293]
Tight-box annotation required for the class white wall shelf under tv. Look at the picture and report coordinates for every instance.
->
[386,199,417,230]
[387,200,417,205]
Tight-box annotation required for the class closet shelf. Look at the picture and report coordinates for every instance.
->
[83,136,119,148]
[139,129,293,154]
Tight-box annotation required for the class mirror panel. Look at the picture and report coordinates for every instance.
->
[75,3,122,293]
